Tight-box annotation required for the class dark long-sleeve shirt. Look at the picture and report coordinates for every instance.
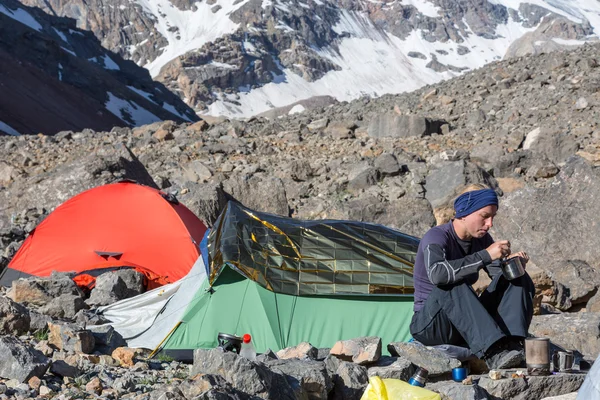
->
[413,221,501,312]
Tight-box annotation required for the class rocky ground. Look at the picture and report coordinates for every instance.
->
[1,42,600,398]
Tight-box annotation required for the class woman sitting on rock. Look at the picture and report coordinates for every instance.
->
[410,184,535,370]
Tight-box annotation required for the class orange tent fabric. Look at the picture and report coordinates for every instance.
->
[3,181,207,287]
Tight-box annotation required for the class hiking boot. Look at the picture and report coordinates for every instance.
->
[484,348,525,370]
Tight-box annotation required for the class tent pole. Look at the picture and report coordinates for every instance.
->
[147,321,182,359]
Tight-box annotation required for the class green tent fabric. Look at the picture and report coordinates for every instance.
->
[157,202,419,359]
[163,267,414,356]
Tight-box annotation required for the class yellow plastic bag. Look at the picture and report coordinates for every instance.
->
[360,376,441,400]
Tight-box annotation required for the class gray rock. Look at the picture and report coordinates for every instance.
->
[366,356,414,381]
[49,360,82,378]
[330,336,381,365]
[192,348,295,399]
[8,275,81,306]
[87,269,145,306]
[0,296,30,335]
[224,175,289,216]
[88,325,127,354]
[367,115,446,138]
[387,342,461,377]
[347,168,379,192]
[178,182,228,226]
[48,322,95,354]
[38,294,88,319]
[493,157,600,294]
[424,160,500,208]
[277,342,319,360]
[375,153,402,177]
[523,127,580,164]
[267,358,333,400]
[183,160,213,183]
[0,336,50,382]
[329,360,368,400]
[529,313,600,358]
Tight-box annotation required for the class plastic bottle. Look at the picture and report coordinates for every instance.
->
[239,333,256,361]
[408,367,428,387]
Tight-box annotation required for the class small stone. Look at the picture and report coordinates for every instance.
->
[575,97,589,110]
[489,370,503,380]
[85,377,102,394]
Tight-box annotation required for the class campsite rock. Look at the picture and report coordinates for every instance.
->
[327,359,369,400]
[28,311,52,332]
[47,322,95,354]
[89,325,127,354]
[86,269,145,306]
[529,313,600,358]
[424,160,499,208]
[0,336,50,382]
[276,342,319,360]
[38,293,88,319]
[49,359,82,378]
[493,157,600,291]
[85,377,103,395]
[266,358,334,399]
[367,114,446,138]
[366,356,414,381]
[178,374,240,399]
[8,274,82,307]
[223,175,289,216]
[112,347,137,367]
[374,153,402,177]
[0,296,30,335]
[178,181,228,226]
[387,342,461,377]
[330,336,381,365]
[428,373,585,400]
[74,309,111,326]
[256,349,279,363]
[192,348,295,399]
[34,340,53,357]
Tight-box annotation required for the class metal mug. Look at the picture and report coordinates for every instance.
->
[526,337,551,375]
[501,256,525,280]
[553,350,574,372]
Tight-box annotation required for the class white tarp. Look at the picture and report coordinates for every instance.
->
[577,354,600,399]
[95,256,208,350]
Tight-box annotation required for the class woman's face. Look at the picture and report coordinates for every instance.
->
[458,205,498,239]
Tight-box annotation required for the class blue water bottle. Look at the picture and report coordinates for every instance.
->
[408,367,428,387]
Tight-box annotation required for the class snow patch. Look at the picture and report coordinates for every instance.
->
[102,54,120,70]
[61,47,76,56]
[288,104,305,114]
[0,121,21,136]
[138,0,252,76]
[127,86,158,103]
[58,63,63,81]
[53,27,68,43]
[163,102,192,122]
[552,37,587,45]
[105,92,162,126]
[400,0,441,18]
[0,4,42,31]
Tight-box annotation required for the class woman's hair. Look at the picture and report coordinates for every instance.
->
[434,182,492,225]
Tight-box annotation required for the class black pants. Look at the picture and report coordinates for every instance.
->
[409,273,535,358]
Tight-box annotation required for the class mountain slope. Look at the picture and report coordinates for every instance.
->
[0,0,199,135]
[14,0,600,118]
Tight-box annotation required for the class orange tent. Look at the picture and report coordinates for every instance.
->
[1,181,207,289]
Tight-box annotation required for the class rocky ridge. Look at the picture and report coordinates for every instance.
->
[14,0,599,116]
[0,0,198,135]
[1,42,600,398]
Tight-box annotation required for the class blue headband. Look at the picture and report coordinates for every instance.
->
[454,189,498,218]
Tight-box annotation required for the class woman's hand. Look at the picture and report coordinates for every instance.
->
[486,240,511,261]
[509,251,529,266]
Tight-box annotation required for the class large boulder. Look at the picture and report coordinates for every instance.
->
[191,348,295,399]
[330,336,381,365]
[493,157,600,298]
[8,273,82,306]
[48,322,95,354]
[367,114,446,138]
[0,296,30,335]
[387,342,461,377]
[224,174,289,216]
[266,358,333,399]
[0,336,50,382]
[529,313,600,358]
[86,269,145,306]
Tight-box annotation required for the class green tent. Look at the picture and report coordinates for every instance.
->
[158,202,419,360]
